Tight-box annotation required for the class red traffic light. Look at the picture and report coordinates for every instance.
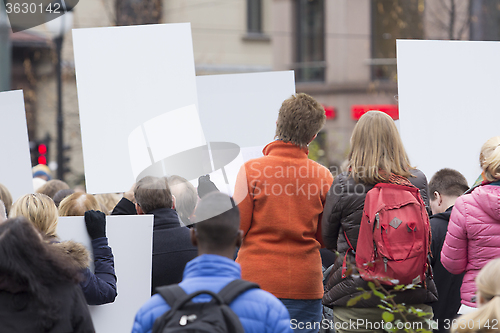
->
[38,155,47,165]
[38,143,47,155]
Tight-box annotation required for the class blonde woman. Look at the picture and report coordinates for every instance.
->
[451,258,500,333]
[10,193,117,305]
[321,111,437,332]
[441,136,500,313]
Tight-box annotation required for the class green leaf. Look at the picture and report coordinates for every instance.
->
[362,292,372,300]
[394,284,405,291]
[368,281,376,290]
[382,311,395,323]
[373,289,385,299]
[346,294,362,307]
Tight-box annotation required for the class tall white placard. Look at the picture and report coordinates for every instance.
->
[0,90,34,201]
[57,215,154,333]
[73,23,199,194]
[397,40,500,185]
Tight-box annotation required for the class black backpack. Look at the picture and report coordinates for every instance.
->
[152,280,259,333]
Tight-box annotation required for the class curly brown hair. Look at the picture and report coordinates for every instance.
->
[275,93,326,147]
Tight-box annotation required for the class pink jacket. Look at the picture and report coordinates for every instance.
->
[441,184,500,307]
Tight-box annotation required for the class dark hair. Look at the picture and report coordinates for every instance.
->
[36,179,70,199]
[275,93,326,147]
[429,168,469,200]
[0,217,82,330]
[167,175,197,225]
[193,193,240,251]
[53,189,75,208]
[134,176,173,213]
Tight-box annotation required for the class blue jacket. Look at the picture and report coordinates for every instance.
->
[132,254,292,333]
[80,237,117,305]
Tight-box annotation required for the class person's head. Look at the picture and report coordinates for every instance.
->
[275,93,326,148]
[167,175,197,225]
[53,189,75,208]
[36,179,70,199]
[479,136,500,182]
[32,164,52,181]
[0,183,12,217]
[58,192,101,216]
[190,192,242,258]
[134,176,174,214]
[0,217,81,330]
[94,193,121,215]
[451,258,500,333]
[429,168,469,215]
[10,193,59,237]
[348,110,412,184]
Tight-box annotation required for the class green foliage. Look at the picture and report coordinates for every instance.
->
[342,260,435,332]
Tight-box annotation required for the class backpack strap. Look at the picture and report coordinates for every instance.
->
[217,279,260,305]
[341,229,355,278]
[155,285,188,308]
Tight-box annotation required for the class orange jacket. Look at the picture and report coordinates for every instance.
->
[234,140,333,299]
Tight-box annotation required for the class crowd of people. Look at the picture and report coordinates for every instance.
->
[0,93,499,333]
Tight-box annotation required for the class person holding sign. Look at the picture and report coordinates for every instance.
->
[233,93,333,332]
[10,193,117,305]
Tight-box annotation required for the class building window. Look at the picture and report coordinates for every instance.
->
[247,0,262,34]
[371,0,423,81]
[295,0,325,83]
[470,0,500,41]
[115,0,162,26]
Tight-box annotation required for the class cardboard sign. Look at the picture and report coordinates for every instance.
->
[0,90,34,201]
[56,215,154,333]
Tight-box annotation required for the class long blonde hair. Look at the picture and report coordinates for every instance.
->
[10,193,59,238]
[479,136,500,182]
[348,111,412,184]
[452,258,500,333]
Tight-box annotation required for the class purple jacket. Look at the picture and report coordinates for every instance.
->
[441,184,500,307]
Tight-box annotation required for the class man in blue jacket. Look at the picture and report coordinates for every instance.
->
[132,192,292,333]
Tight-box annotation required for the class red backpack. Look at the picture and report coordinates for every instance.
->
[352,182,431,286]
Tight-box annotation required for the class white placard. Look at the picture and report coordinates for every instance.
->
[397,40,500,185]
[56,215,154,333]
[0,90,34,201]
[196,71,296,194]
[128,105,206,180]
[73,23,198,194]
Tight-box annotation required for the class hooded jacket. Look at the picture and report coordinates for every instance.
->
[53,238,117,305]
[322,170,438,308]
[132,254,292,333]
[441,184,500,307]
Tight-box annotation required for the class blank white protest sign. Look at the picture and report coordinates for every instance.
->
[195,71,296,195]
[73,23,199,194]
[56,215,154,333]
[0,90,34,201]
[397,40,500,185]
